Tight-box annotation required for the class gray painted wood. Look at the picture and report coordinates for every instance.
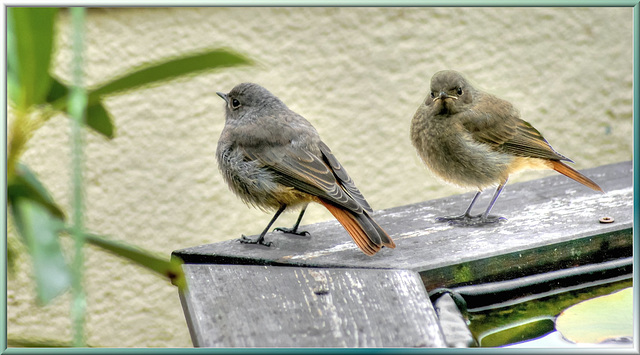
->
[179,264,447,347]
[433,293,476,347]
[174,161,632,289]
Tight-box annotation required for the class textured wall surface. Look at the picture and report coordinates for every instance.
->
[7,7,633,347]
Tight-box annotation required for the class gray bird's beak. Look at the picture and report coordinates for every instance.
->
[439,91,458,101]
[216,92,228,103]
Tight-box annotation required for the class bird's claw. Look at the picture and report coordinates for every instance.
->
[274,227,309,236]
[239,234,273,247]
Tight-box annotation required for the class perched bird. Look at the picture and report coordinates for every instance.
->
[410,70,603,226]
[216,83,395,255]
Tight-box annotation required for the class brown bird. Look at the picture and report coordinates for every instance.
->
[216,83,395,255]
[410,70,603,226]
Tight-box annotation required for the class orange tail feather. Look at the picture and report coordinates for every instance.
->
[551,161,603,192]
[319,201,395,255]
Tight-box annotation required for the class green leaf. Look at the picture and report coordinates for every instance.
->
[478,317,555,347]
[8,163,65,220]
[7,236,21,275]
[10,198,71,305]
[46,78,69,104]
[48,48,249,138]
[6,163,70,303]
[86,103,115,138]
[46,79,115,139]
[7,68,20,109]
[6,10,19,103]
[555,287,633,344]
[8,337,89,348]
[87,49,252,104]
[7,7,58,110]
[83,233,186,290]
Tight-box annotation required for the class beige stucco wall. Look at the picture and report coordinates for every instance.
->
[7,7,633,347]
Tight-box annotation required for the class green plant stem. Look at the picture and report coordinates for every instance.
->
[7,109,29,182]
[7,108,57,183]
[69,7,87,347]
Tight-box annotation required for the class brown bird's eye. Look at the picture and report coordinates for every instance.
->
[430,92,435,98]
[456,87,463,95]
[231,98,241,109]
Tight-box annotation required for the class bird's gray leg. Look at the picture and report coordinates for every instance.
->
[479,180,508,224]
[436,181,507,227]
[436,191,482,224]
[239,205,287,246]
[274,204,310,236]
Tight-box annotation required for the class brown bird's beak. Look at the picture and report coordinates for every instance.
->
[216,92,229,104]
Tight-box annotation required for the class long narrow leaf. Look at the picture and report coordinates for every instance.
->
[86,103,115,138]
[6,163,70,303]
[87,49,252,104]
[48,48,250,138]
[8,163,65,220]
[8,337,88,348]
[83,233,186,290]
[7,8,58,110]
[46,78,69,103]
[6,9,19,104]
[46,79,115,139]
[7,236,21,275]
[10,198,70,305]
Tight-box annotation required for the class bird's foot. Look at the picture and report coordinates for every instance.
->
[481,215,507,225]
[273,227,310,236]
[239,234,273,247]
[436,214,506,227]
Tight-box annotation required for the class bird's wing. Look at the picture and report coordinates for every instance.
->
[460,96,571,161]
[318,141,373,213]
[242,144,366,214]
[503,119,572,161]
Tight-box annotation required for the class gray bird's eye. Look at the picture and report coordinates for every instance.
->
[231,98,241,109]
[430,92,435,98]
[456,87,463,95]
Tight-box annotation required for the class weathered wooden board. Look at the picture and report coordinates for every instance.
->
[174,161,632,288]
[433,293,476,347]
[179,264,447,348]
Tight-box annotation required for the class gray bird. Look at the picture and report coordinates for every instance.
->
[216,83,395,255]
[410,70,603,226]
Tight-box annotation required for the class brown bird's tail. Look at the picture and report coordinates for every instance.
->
[319,200,396,256]
[551,161,603,192]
